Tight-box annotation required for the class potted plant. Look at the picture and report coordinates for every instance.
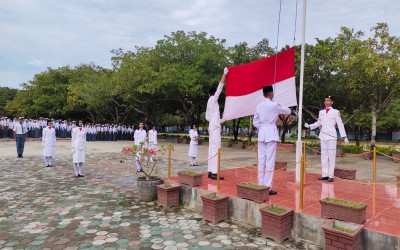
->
[259,205,293,244]
[201,193,229,224]
[320,198,367,224]
[122,139,171,201]
[181,135,190,144]
[237,182,269,203]
[177,170,203,187]
[361,145,373,160]
[322,219,363,250]
[156,183,180,208]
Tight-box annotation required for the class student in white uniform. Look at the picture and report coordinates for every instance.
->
[188,124,199,166]
[253,86,291,195]
[206,68,227,180]
[305,95,348,182]
[134,122,147,172]
[148,125,158,161]
[71,120,87,177]
[42,120,56,167]
[13,117,28,158]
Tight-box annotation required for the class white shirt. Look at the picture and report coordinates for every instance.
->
[309,107,347,140]
[134,129,147,146]
[189,129,199,145]
[253,98,291,142]
[13,122,27,134]
[148,129,158,145]
[206,83,224,130]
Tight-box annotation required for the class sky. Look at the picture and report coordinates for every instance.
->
[0,0,399,89]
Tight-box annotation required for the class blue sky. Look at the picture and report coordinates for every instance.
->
[1,0,399,89]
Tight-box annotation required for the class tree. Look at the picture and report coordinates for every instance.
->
[0,87,17,116]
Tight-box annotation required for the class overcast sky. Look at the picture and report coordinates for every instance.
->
[1,0,399,89]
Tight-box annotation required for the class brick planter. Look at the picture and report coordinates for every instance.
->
[392,153,400,163]
[259,205,293,244]
[201,193,229,224]
[322,219,363,250]
[334,168,356,180]
[275,161,288,171]
[397,176,400,187]
[156,184,180,208]
[320,198,367,224]
[236,182,269,203]
[361,151,373,160]
[177,171,203,187]
[336,148,344,157]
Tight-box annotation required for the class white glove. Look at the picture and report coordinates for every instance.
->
[304,123,310,128]
[344,138,349,145]
[220,119,225,124]
[223,67,228,75]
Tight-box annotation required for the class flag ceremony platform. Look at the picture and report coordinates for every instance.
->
[165,168,400,249]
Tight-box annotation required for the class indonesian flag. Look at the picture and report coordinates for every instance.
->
[222,47,297,121]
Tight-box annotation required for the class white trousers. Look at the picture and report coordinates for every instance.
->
[320,139,337,178]
[44,156,52,166]
[257,141,277,188]
[73,163,83,176]
[207,128,221,173]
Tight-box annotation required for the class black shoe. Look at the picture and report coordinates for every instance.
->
[45,165,49,167]
[190,164,194,166]
[269,190,278,195]
[328,178,334,182]
[208,172,212,178]
[17,154,22,158]
[210,174,224,180]
[137,169,143,173]
[193,164,198,166]
[317,177,329,181]
[78,174,84,177]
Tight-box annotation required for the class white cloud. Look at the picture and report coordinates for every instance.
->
[28,59,45,68]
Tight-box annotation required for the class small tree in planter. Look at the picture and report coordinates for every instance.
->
[237,182,269,203]
[156,183,181,208]
[122,139,171,201]
[259,205,293,244]
[201,193,229,224]
[320,198,367,224]
[322,219,363,250]
[177,170,203,187]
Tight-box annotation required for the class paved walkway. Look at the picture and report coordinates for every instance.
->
[1,139,399,249]
[0,140,314,250]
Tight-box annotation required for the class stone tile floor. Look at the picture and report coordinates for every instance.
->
[0,151,316,249]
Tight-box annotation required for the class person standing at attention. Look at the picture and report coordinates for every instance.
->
[206,67,228,180]
[253,86,291,195]
[188,124,199,166]
[42,120,56,167]
[305,95,348,182]
[148,125,158,161]
[13,117,28,158]
[71,120,87,178]
[134,122,147,172]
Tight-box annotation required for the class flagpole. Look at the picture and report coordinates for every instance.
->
[296,0,307,182]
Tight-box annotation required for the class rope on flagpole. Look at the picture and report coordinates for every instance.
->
[293,0,299,46]
[272,0,283,88]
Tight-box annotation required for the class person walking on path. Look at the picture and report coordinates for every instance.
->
[42,120,56,167]
[206,68,228,180]
[13,117,27,158]
[71,120,87,177]
[188,124,199,166]
[305,95,348,182]
[253,86,291,195]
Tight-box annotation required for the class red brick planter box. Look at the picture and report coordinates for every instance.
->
[397,176,400,187]
[177,171,203,187]
[201,193,229,224]
[275,161,288,171]
[236,183,269,203]
[156,184,180,208]
[320,198,367,224]
[334,168,356,180]
[322,220,363,250]
[393,153,400,163]
[361,151,373,160]
[259,205,293,244]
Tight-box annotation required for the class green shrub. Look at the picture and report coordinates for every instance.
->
[341,145,363,154]
[375,146,393,156]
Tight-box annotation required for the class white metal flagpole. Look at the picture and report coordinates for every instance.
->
[295,0,307,182]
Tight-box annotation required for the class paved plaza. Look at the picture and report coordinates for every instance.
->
[0,140,315,250]
[1,139,399,249]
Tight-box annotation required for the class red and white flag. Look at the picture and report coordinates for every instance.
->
[222,47,297,121]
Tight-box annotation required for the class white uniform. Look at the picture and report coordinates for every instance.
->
[148,129,158,149]
[253,98,291,188]
[308,107,347,178]
[188,129,199,165]
[134,129,147,170]
[42,126,56,166]
[71,127,86,176]
[206,83,224,173]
